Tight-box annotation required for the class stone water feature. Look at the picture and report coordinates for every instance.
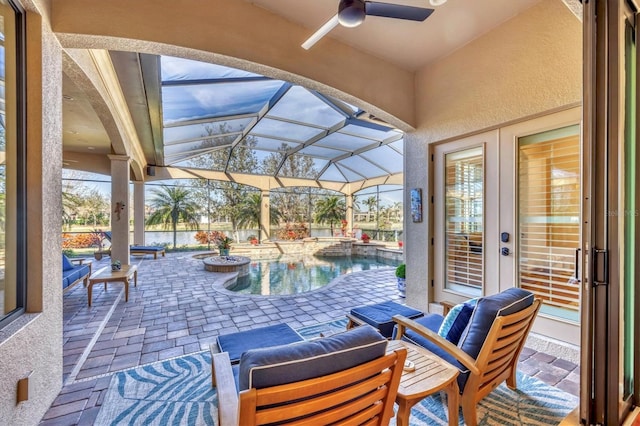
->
[202,255,251,276]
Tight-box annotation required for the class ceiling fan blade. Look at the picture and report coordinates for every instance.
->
[302,15,340,50]
[365,2,434,21]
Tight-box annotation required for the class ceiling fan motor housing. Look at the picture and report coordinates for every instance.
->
[338,0,366,27]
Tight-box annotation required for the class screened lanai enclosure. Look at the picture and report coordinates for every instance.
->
[158,56,404,182]
[61,55,406,250]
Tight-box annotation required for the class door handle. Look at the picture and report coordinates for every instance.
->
[573,248,581,283]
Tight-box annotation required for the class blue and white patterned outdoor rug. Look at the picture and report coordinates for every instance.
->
[95,320,578,425]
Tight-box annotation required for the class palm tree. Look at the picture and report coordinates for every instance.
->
[363,196,377,222]
[146,184,200,248]
[236,192,282,242]
[314,195,346,235]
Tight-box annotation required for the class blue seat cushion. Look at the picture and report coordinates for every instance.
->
[350,300,424,338]
[130,245,164,251]
[217,323,304,363]
[62,254,75,271]
[458,288,534,361]
[238,325,387,391]
[63,269,80,286]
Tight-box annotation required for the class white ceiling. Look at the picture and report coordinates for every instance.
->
[247,0,543,71]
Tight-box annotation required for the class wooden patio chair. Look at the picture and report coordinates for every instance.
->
[211,325,407,426]
[392,289,541,426]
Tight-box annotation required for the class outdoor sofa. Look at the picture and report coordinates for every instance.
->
[62,254,92,292]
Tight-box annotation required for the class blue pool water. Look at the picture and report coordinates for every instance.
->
[226,256,398,295]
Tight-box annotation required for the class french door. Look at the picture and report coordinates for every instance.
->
[433,108,582,343]
[583,0,639,424]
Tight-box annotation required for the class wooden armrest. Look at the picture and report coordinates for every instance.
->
[211,350,239,426]
[71,258,92,273]
[392,314,480,376]
[440,300,456,316]
[345,313,365,329]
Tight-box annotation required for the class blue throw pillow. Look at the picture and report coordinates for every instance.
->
[437,300,477,345]
[62,254,75,271]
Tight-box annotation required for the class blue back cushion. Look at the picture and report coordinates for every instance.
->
[238,325,387,391]
[62,255,75,271]
[458,288,534,360]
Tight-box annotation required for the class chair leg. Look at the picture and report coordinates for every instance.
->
[461,399,477,426]
[506,366,518,389]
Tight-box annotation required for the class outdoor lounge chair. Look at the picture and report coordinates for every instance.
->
[211,325,406,426]
[392,288,541,426]
[95,231,165,260]
[129,245,165,259]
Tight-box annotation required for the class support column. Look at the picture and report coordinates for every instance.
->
[260,190,270,242]
[109,155,131,265]
[346,194,354,237]
[133,182,145,245]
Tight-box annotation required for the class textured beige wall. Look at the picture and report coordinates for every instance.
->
[404,0,582,311]
[416,0,581,141]
[0,5,64,424]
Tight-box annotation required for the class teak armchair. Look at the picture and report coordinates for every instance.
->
[211,325,407,426]
[393,290,541,426]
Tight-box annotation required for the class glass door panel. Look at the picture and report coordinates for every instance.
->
[622,13,636,406]
[444,147,484,293]
[518,125,581,322]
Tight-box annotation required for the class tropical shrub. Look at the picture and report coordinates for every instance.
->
[395,263,406,279]
[275,222,309,240]
[194,230,227,245]
[62,232,102,249]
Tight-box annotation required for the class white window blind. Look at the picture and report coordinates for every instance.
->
[445,147,484,290]
[518,125,580,320]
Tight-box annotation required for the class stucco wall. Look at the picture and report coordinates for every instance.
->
[405,0,582,311]
[0,5,64,424]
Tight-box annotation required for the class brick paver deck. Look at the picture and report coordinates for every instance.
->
[40,251,580,425]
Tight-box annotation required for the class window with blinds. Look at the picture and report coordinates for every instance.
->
[518,125,580,321]
[445,147,484,290]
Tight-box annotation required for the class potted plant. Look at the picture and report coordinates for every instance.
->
[111,260,121,271]
[361,233,370,243]
[247,235,259,245]
[395,263,406,297]
[216,234,233,256]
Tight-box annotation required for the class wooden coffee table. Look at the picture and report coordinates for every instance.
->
[87,264,138,307]
[387,339,460,426]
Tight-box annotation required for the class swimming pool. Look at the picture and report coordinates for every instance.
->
[226,256,399,295]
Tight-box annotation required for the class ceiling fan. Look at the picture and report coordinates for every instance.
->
[302,0,435,50]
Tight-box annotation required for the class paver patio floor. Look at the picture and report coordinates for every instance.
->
[40,251,580,425]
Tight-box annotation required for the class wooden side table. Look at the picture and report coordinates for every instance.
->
[87,264,138,307]
[387,339,460,426]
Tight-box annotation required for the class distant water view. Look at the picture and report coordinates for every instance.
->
[226,256,399,296]
[143,230,335,246]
